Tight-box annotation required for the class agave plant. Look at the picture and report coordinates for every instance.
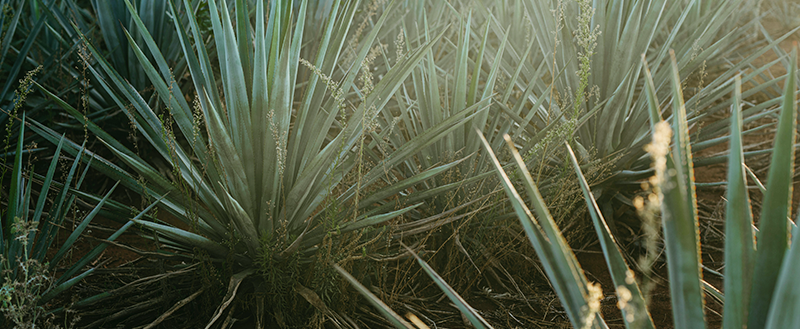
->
[30,0,493,325]
[336,47,800,328]
[1,114,160,327]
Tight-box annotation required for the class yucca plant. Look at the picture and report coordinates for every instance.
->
[30,0,492,325]
[0,0,78,108]
[0,0,148,157]
[353,5,539,242]
[1,0,199,142]
[1,114,160,327]
[0,0,95,131]
[89,0,190,100]
[497,0,766,155]
[327,7,602,316]
[459,0,797,237]
[475,49,800,329]
[336,49,800,328]
[765,0,800,30]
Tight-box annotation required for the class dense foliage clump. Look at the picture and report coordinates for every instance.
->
[2,0,800,328]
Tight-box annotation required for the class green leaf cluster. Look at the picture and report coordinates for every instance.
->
[1,114,161,327]
[347,46,800,329]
